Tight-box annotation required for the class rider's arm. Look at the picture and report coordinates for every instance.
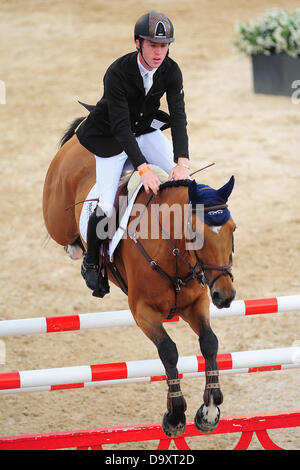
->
[104,69,148,170]
[166,61,189,163]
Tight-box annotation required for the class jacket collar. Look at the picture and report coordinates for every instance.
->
[127,51,165,94]
[127,52,144,93]
[127,52,141,76]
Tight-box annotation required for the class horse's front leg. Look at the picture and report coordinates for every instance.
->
[133,305,187,437]
[194,322,223,432]
[158,337,187,437]
[184,296,223,434]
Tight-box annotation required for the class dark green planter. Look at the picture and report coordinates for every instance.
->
[251,53,300,96]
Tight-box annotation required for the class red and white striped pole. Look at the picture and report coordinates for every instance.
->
[0,364,298,395]
[0,346,299,392]
[0,295,299,337]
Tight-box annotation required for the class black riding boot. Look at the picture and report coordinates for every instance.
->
[81,207,110,298]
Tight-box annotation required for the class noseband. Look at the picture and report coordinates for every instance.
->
[193,250,233,289]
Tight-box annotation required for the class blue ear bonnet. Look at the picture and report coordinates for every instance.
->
[188,176,234,226]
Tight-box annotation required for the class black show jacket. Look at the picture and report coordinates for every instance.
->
[76,51,189,169]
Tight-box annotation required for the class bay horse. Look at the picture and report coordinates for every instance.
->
[43,120,236,437]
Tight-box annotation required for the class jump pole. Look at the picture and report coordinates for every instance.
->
[0,295,299,337]
[0,363,298,396]
[0,346,299,392]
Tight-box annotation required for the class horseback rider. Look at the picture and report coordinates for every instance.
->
[76,11,190,297]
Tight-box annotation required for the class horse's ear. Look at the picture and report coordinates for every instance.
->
[217,176,235,201]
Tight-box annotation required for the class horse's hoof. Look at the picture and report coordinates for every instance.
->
[161,412,186,437]
[194,404,220,433]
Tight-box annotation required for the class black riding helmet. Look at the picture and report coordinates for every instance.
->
[134,11,174,44]
[134,12,174,68]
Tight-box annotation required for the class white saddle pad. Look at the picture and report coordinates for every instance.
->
[79,165,168,261]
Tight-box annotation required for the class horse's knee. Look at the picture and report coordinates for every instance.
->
[158,338,178,371]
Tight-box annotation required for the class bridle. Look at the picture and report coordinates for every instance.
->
[190,205,234,289]
[193,250,233,289]
[123,191,234,319]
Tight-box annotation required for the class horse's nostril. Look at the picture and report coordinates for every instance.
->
[212,289,236,309]
[212,291,222,303]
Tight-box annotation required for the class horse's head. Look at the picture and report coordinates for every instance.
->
[188,176,236,309]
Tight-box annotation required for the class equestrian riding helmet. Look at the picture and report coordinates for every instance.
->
[134,12,174,44]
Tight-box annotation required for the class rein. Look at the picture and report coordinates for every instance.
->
[123,190,233,319]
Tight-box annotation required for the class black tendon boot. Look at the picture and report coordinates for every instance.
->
[81,207,110,298]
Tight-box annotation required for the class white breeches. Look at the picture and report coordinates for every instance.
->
[94,130,176,217]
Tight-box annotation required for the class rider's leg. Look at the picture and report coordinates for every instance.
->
[136,130,176,174]
[81,205,110,297]
[81,151,127,297]
[94,151,129,219]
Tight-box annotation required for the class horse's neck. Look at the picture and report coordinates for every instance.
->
[152,186,190,255]
[157,186,188,207]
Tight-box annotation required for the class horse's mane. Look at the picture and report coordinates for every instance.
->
[159,179,190,192]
